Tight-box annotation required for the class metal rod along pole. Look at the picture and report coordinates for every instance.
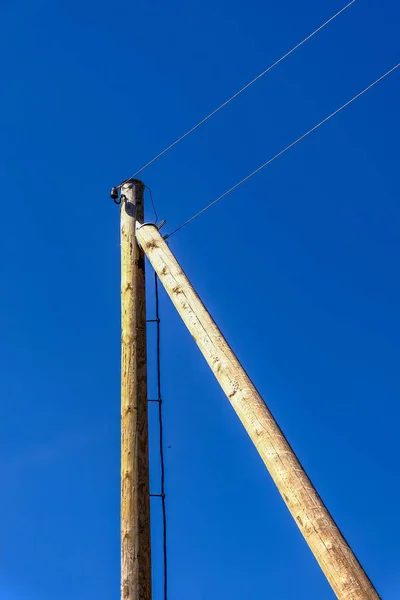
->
[136,222,380,600]
[120,180,151,600]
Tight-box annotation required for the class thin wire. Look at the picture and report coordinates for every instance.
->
[155,273,168,600]
[165,62,400,239]
[145,184,159,223]
[120,0,356,184]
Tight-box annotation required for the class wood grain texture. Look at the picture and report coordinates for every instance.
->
[121,181,151,600]
[136,223,380,600]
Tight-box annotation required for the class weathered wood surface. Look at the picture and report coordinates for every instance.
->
[121,181,151,600]
[136,222,380,600]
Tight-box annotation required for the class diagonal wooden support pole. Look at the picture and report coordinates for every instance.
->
[136,222,380,600]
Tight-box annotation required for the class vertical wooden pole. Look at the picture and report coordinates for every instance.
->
[136,223,381,600]
[120,180,151,600]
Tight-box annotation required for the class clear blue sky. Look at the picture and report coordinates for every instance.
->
[1,0,399,598]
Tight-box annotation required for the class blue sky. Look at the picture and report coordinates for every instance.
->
[0,0,399,598]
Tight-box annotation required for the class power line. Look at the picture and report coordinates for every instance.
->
[149,273,168,600]
[155,274,168,600]
[145,184,159,223]
[165,62,400,239]
[119,0,357,186]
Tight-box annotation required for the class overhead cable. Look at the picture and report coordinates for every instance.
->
[165,62,400,239]
[119,0,357,186]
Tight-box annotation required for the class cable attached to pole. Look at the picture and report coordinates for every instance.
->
[155,273,168,600]
[148,273,168,600]
[118,0,357,186]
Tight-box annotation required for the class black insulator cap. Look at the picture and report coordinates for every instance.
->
[110,186,119,201]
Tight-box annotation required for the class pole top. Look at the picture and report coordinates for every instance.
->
[111,178,144,204]
[120,178,144,189]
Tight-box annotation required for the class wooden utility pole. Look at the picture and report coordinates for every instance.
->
[120,180,151,600]
[136,223,380,600]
